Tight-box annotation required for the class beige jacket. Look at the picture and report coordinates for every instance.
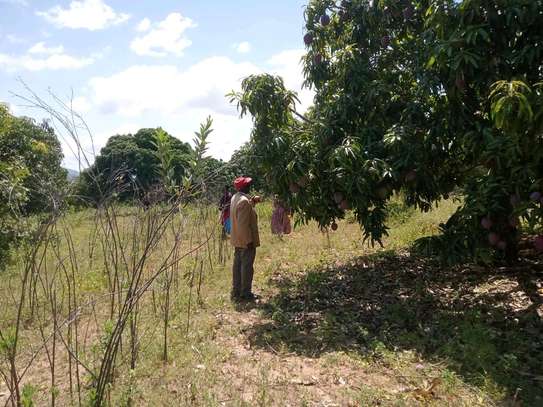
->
[230,192,260,248]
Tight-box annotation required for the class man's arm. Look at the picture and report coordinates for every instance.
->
[249,205,259,247]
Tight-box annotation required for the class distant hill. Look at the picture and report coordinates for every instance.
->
[65,168,79,181]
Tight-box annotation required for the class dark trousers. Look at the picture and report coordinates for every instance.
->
[232,247,256,297]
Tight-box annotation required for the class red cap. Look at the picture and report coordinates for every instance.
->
[233,176,253,191]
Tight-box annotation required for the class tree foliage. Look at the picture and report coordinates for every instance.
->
[77,121,241,205]
[77,128,193,203]
[184,116,237,200]
[231,0,543,263]
[228,141,269,193]
[0,104,67,268]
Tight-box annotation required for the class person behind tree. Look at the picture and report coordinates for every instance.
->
[218,185,232,238]
[271,195,291,236]
[230,176,260,302]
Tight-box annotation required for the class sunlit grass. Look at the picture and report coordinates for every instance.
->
[3,196,541,406]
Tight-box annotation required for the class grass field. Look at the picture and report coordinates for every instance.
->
[1,197,542,406]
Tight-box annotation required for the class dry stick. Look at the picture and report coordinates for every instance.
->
[2,210,198,404]
[37,306,57,407]
[10,243,188,374]
[129,302,138,370]
[94,204,183,404]
[98,207,122,320]
[161,223,177,363]
[15,86,235,404]
[6,217,56,407]
[87,218,99,273]
[4,303,88,407]
[35,222,75,407]
[194,207,205,305]
[204,208,216,274]
[186,255,198,335]
[162,264,172,363]
[129,229,213,335]
[12,83,95,169]
[114,308,162,373]
[126,204,199,348]
[100,238,115,319]
[17,305,96,384]
[13,220,176,402]
[172,222,180,295]
[129,213,139,372]
[28,224,53,320]
[0,369,13,407]
[58,219,83,405]
[49,259,60,407]
[65,268,75,404]
[55,329,95,378]
[97,203,129,383]
[197,260,204,304]
[46,224,72,395]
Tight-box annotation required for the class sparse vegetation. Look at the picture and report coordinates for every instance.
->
[0,195,541,405]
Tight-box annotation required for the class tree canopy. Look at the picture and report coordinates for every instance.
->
[0,104,67,268]
[77,128,193,202]
[231,0,543,263]
[76,122,244,205]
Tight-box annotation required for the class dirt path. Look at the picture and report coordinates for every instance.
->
[204,251,543,407]
[212,306,398,407]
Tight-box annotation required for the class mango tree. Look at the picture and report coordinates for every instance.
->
[230,0,543,263]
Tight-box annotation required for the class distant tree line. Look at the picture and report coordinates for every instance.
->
[0,103,268,268]
[75,128,269,206]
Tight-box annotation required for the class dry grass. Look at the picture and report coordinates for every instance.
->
[1,197,542,406]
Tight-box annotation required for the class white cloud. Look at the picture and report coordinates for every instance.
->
[1,40,104,73]
[28,42,65,55]
[71,96,92,113]
[5,34,25,44]
[69,57,258,160]
[90,45,112,59]
[0,52,93,71]
[37,0,130,31]
[57,49,312,162]
[83,51,310,119]
[235,41,251,54]
[136,18,151,32]
[130,13,195,57]
[86,57,259,117]
[93,122,141,148]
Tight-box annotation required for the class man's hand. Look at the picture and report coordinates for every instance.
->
[246,242,254,249]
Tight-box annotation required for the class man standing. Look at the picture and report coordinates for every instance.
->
[230,176,260,301]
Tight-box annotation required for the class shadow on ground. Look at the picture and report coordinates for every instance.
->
[245,251,543,405]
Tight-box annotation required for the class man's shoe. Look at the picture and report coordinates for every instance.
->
[240,293,259,302]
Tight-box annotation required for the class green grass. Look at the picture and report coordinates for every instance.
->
[1,196,542,406]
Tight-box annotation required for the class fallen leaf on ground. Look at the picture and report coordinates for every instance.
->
[290,377,318,386]
[411,378,442,401]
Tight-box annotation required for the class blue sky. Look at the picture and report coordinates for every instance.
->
[0,0,313,169]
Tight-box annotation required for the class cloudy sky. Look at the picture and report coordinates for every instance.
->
[0,0,313,169]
